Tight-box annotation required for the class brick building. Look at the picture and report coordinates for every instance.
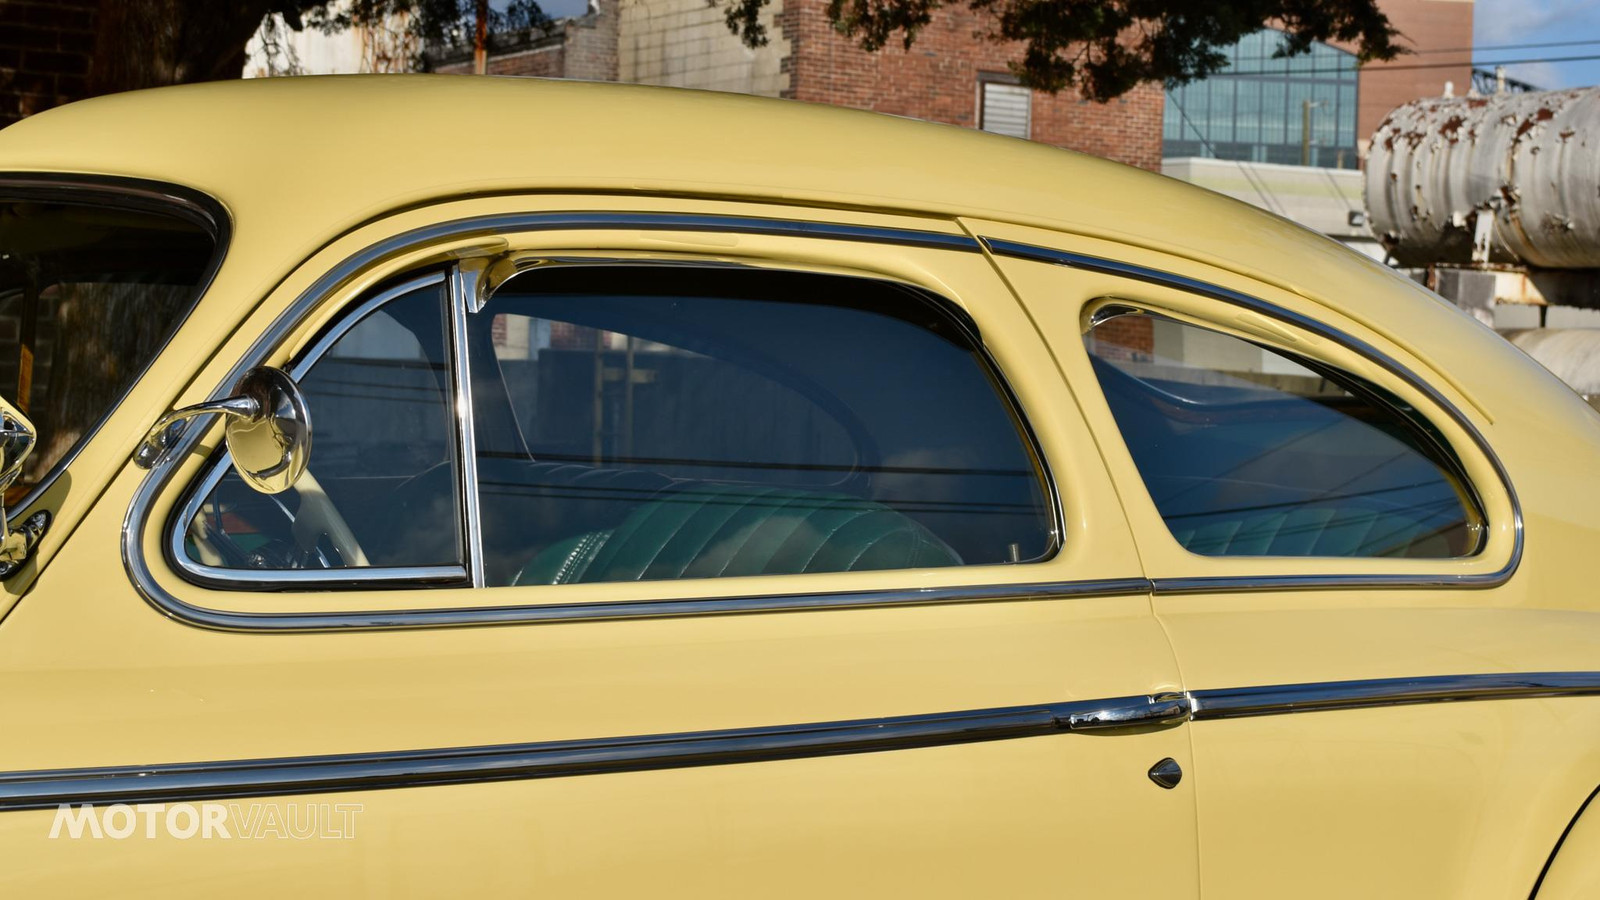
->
[0,0,96,128]
[1355,0,1473,147]
[433,1,619,83]
[445,0,1163,171]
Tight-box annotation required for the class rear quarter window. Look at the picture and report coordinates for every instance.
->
[0,188,219,501]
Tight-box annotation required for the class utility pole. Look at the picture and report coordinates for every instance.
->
[1301,99,1323,167]
[473,0,489,74]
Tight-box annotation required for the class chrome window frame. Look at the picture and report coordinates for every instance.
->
[0,173,231,528]
[138,212,1065,625]
[1081,303,1490,560]
[167,271,470,589]
[984,237,1523,593]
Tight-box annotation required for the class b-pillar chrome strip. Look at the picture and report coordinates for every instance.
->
[448,264,487,588]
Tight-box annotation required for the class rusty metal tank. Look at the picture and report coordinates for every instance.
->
[1365,86,1600,269]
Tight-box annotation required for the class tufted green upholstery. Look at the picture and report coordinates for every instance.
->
[513,483,961,585]
[1168,505,1448,558]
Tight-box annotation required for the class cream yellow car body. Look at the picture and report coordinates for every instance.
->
[0,76,1595,898]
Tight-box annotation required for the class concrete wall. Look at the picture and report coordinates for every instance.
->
[1162,156,1370,239]
[618,0,787,95]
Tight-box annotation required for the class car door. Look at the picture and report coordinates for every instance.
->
[982,217,1600,900]
[0,196,1200,897]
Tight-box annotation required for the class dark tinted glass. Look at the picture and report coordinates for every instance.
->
[183,281,462,570]
[1086,312,1482,558]
[470,267,1053,587]
[0,197,215,501]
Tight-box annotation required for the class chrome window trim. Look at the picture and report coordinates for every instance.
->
[136,578,1150,633]
[4,670,1597,809]
[127,211,1066,632]
[983,237,1524,592]
[0,174,231,532]
[165,272,470,589]
[449,266,488,587]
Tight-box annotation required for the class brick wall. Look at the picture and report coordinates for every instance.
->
[436,40,566,77]
[437,3,617,81]
[779,0,1162,170]
[0,0,97,128]
[1357,0,1472,146]
[1089,316,1155,361]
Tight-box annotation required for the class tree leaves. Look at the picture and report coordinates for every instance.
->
[719,0,1403,100]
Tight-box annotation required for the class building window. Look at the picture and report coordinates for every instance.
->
[979,77,1031,139]
[1163,28,1359,169]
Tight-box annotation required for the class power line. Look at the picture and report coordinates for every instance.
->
[1164,92,1291,218]
[1203,52,1600,75]
[1372,53,1600,72]
[1416,38,1600,55]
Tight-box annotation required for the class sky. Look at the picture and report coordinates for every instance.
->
[1473,0,1600,89]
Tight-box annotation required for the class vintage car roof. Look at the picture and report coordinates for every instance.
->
[0,74,1392,303]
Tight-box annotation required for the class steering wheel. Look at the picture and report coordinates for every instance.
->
[186,467,369,571]
[287,468,369,568]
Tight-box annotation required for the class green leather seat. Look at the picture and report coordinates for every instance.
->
[514,482,961,585]
[1169,505,1445,557]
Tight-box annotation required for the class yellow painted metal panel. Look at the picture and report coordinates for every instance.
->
[0,196,1198,895]
[983,219,1600,898]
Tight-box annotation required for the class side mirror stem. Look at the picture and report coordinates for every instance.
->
[134,395,261,470]
[133,367,312,495]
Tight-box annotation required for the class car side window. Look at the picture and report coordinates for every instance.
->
[181,278,463,571]
[1085,310,1484,558]
[0,197,217,503]
[469,267,1055,587]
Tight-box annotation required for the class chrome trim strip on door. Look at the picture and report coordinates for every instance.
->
[0,692,1170,811]
[1188,672,1600,720]
[0,174,232,533]
[126,578,1153,633]
[6,671,1599,810]
[123,211,1058,631]
[981,237,1524,592]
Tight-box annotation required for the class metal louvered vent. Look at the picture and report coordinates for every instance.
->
[980,82,1031,139]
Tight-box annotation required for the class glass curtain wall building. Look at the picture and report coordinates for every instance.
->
[1164,29,1359,169]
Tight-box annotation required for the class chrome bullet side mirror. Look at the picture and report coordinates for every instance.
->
[136,366,312,494]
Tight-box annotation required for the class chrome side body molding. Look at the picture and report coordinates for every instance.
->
[0,693,1167,812]
[3,673,1597,811]
[1189,672,1600,720]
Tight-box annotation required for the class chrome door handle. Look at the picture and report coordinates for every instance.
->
[1062,692,1192,732]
